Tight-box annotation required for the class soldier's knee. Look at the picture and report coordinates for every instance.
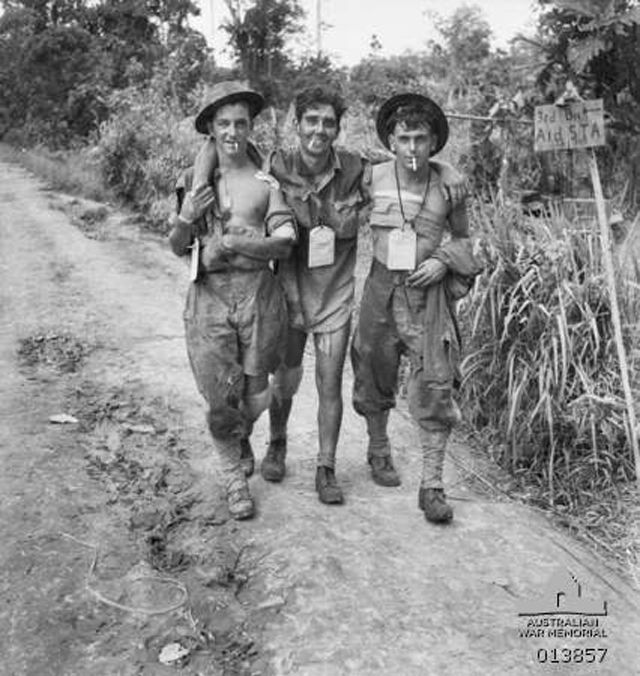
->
[408,381,460,430]
[272,365,303,402]
[207,407,242,438]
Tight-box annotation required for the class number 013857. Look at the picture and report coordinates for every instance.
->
[536,647,607,663]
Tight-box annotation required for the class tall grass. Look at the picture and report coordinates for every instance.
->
[462,199,638,510]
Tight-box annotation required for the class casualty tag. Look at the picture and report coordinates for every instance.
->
[387,228,417,270]
[308,226,335,268]
[189,237,200,281]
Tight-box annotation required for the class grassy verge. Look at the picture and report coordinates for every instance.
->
[460,198,639,585]
[0,143,112,203]
[0,142,176,234]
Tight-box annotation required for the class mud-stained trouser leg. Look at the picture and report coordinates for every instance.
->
[241,374,272,430]
[351,272,400,458]
[407,372,461,490]
[184,284,248,491]
[237,376,272,476]
[365,411,391,459]
[269,327,306,442]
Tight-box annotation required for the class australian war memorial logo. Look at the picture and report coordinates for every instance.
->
[517,568,608,639]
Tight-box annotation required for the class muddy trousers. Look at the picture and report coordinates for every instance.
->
[351,262,460,489]
[184,269,287,486]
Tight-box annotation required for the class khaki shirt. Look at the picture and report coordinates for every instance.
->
[267,148,369,332]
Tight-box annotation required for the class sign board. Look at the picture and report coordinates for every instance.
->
[534,99,605,152]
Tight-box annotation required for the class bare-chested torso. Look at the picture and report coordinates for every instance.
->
[216,164,271,233]
[199,157,294,271]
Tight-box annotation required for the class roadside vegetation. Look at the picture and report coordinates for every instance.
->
[460,199,640,583]
[1,0,639,583]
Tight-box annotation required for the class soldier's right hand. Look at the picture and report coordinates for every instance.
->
[179,186,216,224]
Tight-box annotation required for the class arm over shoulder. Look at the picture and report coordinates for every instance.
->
[430,159,469,206]
[265,184,297,241]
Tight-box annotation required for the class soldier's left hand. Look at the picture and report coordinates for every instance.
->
[437,166,470,204]
[221,228,254,254]
[441,179,469,205]
[406,258,447,288]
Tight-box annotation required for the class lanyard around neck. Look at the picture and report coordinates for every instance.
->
[394,161,431,231]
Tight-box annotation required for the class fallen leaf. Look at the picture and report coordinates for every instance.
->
[158,642,190,665]
[257,595,286,610]
[106,428,121,452]
[49,413,79,425]
[124,423,156,434]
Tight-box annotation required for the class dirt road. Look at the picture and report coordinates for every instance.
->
[0,160,638,675]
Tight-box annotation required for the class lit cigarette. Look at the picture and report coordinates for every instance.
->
[410,158,417,171]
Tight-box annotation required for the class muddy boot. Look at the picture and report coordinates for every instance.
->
[227,472,254,521]
[365,411,400,486]
[419,487,453,524]
[367,454,401,487]
[261,438,287,482]
[315,466,344,505]
[239,438,255,477]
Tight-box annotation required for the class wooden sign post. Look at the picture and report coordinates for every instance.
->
[534,97,640,486]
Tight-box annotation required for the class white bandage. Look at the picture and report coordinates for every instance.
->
[272,223,296,240]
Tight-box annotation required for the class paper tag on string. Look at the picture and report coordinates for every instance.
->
[308,226,335,268]
[387,228,417,270]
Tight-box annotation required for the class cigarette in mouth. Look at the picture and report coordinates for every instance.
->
[410,158,417,171]
[229,141,238,150]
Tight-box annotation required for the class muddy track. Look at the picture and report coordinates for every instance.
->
[0,160,639,675]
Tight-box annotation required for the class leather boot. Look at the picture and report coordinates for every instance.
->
[315,466,344,504]
[261,438,287,482]
[240,438,255,477]
[419,487,453,524]
[367,454,401,487]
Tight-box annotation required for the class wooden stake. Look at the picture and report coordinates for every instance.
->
[587,149,640,486]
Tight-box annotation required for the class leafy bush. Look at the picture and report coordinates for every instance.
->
[96,74,201,216]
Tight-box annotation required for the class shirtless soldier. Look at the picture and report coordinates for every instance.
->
[168,81,296,520]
